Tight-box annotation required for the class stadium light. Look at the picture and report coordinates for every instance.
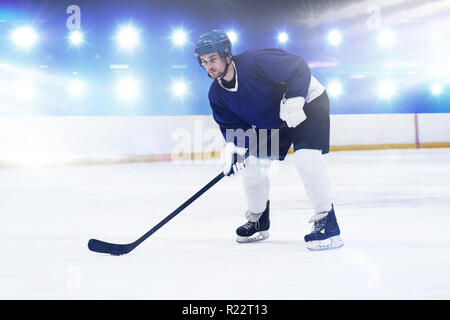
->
[11,26,38,49]
[69,30,84,47]
[377,79,396,99]
[327,81,342,97]
[171,28,188,47]
[378,29,395,47]
[171,79,188,98]
[277,32,289,44]
[430,83,443,96]
[116,76,140,101]
[115,25,140,50]
[327,30,342,46]
[226,30,238,44]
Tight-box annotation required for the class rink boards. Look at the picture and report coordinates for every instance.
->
[0,113,449,166]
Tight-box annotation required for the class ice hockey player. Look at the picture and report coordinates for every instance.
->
[194,30,343,250]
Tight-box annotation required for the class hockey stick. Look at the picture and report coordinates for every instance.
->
[88,172,225,255]
[88,122,286,255]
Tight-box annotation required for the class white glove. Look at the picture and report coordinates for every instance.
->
[221,142,247,176]
[279,95,306,128]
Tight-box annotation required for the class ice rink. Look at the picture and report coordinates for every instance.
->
[1,148,450,299]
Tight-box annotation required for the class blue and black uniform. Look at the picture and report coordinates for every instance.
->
[208,48,330,160]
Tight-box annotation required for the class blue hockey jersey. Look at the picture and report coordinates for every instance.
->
[208,48,318,138]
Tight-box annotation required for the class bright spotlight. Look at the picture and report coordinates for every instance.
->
[327,81,342,97]
[277,32,289,44]
[378,30,395,47]
[68,80,85,97]
[171,29,188,47]
[430,83,443,96]
[327,30,342,46]
[12,27,38,49]
[116,25,140,50]
[116,77,140,101]
[171,80,188,98]
[226,31,238,44]
[377,80,396,99]
[69,30,84,46]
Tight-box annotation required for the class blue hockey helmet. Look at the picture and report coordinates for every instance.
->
[194,30,232,65]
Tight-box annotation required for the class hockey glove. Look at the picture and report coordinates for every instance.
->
[221,142,247,176]
[279,95,306,128]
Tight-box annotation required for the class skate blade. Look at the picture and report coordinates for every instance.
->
[306,235,344,251]
[236,231,269,243]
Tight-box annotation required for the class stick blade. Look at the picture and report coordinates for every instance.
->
[88,239,133,256]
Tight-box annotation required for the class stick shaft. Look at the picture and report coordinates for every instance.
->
[88,172,225,254]
[133,172,225,246]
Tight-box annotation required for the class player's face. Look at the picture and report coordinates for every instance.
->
[200,52,226,79]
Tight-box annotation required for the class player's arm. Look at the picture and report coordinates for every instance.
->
[254,49,311,128]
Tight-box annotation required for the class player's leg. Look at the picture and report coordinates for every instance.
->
[294,149,332,213]
[293,149,343,250]
[235,155,271,243]
[291,91,343,250]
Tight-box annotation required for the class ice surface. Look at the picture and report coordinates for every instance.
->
[1,148,450,299]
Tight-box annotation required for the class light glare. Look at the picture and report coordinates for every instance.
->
[226,31,238,44]
[378,80,396,99]
[12,27,38,49]
[116,25,140,50]
[171,80,188,98]
[327,81,342,97]
[378,30,395,47]
[171,29,188,47]
[328,30,342,46]
[14,80,35,100]
[68,80,85,97]
[277,32,289,44]
[69,30,84,46]
[431,83,443,96]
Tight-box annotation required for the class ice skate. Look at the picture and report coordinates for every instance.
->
[304,204,343,251]
[236,200,270,243]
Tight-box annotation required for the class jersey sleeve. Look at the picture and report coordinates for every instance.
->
[253,48,311,99]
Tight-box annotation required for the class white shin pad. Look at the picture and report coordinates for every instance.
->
[241,156,271,219]
[293,149,332,214]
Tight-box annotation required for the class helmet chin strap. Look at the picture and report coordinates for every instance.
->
[217,58,231,81]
